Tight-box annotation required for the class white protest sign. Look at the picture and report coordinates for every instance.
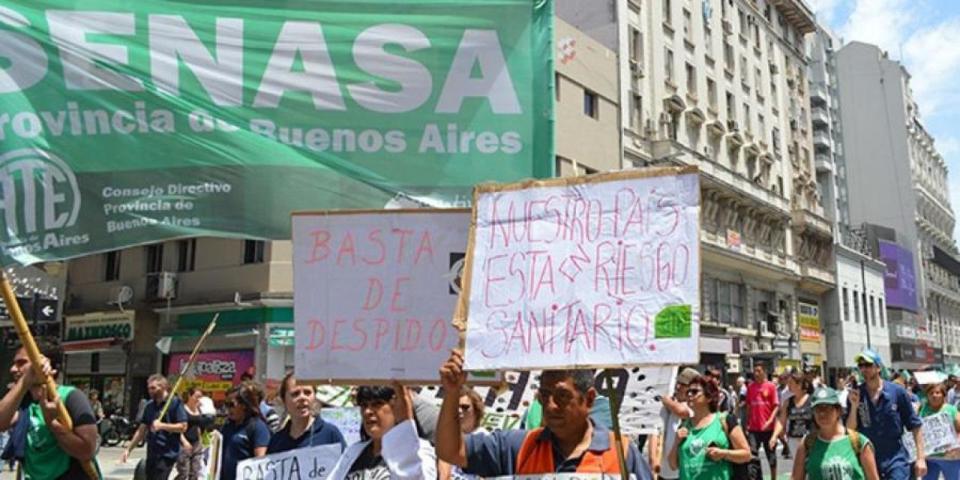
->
[293,209,494,383]
[236,444,342,480]
[322,407,362,445]
[203,431,222,480]
[903,411,960,461]
[459,167,701,370]
[316,366,676,435]
[914,371,947,385]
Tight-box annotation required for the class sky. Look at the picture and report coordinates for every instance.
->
[806,0,960,241]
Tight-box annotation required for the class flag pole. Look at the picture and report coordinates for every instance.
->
[157,313,219,420]
[0,270,99,480]
[605,376,630,480]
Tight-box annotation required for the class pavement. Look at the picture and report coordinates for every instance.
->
[98,445,145,480]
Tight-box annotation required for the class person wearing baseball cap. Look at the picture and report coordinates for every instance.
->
[847,349,925,479]
[792,387,879,479]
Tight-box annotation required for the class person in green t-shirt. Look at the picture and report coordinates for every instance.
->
[0,340,100,479]
[919,382,960,480]
[793,387,879,480]
[668,376,751,480]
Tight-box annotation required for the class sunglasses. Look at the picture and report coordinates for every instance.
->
[687,388,703,397]
[857,363,873,369]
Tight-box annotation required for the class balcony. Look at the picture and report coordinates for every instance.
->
[799,263,835,287]
[769,0,816,34]
[815,154,833,173]
[813,130,831,150]
[792,208,832,238]
[810,83,828,104]
[811,106,829,128]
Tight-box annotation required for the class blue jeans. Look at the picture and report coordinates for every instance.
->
[924,458,960,480]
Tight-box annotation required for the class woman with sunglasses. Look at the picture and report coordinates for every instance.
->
[219,381,271,480]
[267,372,346,454]
[669,376,751,479]
[438,387,485,480]
[918,382,960,480]
[326,382,436,480]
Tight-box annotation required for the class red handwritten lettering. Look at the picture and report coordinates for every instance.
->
[393,228,412,264]
[481,311,510,358]
[373,318,390,350]
[428,318,448,352]
[330,319,347,351]
[306,319,325,350]
[390,277,410,312]
[336,232,356,265]
[362,278,383,310]
[483,254,509,308]
[307,230,330,263]
[402,319,422,351]
[413,231,434,265]
[363,229,386,265]
[351,318,368,351]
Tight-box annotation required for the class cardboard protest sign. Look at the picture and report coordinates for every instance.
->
[904,411,960,461]
[316,366,676,435]
[202,431,222,480]
[293,209,494,384]
[236,444,342,480]
[322,407,363,445]
[458,167,701,370]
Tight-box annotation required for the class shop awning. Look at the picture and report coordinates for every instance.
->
[62,337,124,353]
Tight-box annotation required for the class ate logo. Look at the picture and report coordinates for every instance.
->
[447,252,465,294]
[0,148,80,239]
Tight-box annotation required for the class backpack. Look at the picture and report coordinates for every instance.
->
[802,429,862,456]
[719,412,762,480]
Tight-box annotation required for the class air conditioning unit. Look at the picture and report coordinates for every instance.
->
[147,272,178,300]
[727,119,739,131]
[630,60,644,78]
[769,63,779,75]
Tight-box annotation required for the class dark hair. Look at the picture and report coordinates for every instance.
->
[279,372,296,401]
[356,385,395,406]
[181,386,202,403]
[541,369,595,395]
[706,366,723,379]
[460,386,485,430]
[16,339,63,373]
[228,381,264,419]
[688,376,722,412]
[788,372,813,394]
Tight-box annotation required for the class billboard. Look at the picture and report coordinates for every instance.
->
[0,0,554,265]
[878,240,919,313]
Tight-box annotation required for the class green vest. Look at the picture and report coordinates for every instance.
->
[804,434,870,480]
[678,413,731,480]
[24,385,101,480]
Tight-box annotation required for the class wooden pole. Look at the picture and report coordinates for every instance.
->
[157,313,219,420]
[605,376,630,479]
[0,271,99,480]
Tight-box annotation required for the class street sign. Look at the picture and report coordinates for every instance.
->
[0,296,59,323]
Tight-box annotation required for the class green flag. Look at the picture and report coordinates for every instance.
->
[0,0,554,264]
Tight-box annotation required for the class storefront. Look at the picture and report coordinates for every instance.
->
[62,311,134,416]
[166,350,255,403]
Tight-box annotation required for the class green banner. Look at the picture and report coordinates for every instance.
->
[0,0,554,264]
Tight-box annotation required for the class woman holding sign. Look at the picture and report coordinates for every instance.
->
[219,381,271,480]
[668,376,752,479]
[919,382,960,480]
[268,373,346,454]
[326,382,436,480]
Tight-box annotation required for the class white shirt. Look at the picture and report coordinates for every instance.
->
[326,419,436,480]
[659,402,693,480]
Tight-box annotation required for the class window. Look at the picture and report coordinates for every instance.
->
[683,9,693,41]
[842,288,850,322]
[177,239,197,272]
[758,114,765,138]
[724,41,735,71]
[244,240,265,264]
[743,103,750,131]
[879,298,885,327]
[862,293,869,326]
[771,80,778,106]
[686,63,697,96]
[755,67,763,95]
[772,127,781,153]
[583,90,599,119]
[145,244,163,274]
[714,280,745,327]
[738,9,747,37]
[707,78,718,110]
[726,92,736,120]
[665,48,675,83]
[663,0,673,25]
[630,93,642,130]
[629,27,643,65]
[104,251,121,281]
[741,56,749,84]
[853,290,860,323]
[869,295,877,327]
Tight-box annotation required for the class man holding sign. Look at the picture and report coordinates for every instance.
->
[437,350,653,478]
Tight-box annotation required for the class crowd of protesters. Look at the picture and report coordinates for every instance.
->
[4,341,960,479]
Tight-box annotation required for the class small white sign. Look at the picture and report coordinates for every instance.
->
[236,444,342,480]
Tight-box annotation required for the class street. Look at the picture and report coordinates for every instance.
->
[97,446,144,480]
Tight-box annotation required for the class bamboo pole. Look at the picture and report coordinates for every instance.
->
[157,314,219,420]
[605,376,630,480]
[0,271,99,480]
